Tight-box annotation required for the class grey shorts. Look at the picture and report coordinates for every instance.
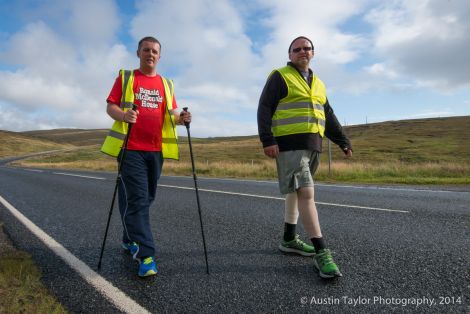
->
[276,150,320,194]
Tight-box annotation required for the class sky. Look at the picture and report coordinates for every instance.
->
[0,0,469,137]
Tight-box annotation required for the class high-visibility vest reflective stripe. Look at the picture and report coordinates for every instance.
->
[120,70,135,110]
[100,70,179,160]
[160,78,179,160]
[271,66,327,137]
[100,69,134,157]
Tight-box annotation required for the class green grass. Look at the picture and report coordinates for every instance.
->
[313,161,470,184]
[0,223,67,314]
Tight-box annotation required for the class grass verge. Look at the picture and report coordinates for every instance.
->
[0,222,67,314]
[163,160,470,185]
[11,150,470,185]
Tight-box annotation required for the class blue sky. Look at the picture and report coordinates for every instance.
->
[0,0,469,137]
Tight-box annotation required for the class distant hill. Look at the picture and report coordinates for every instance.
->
[0,130,72,158]
[340,116,468,163]
[21,129,109,146]
[1,115,469,164]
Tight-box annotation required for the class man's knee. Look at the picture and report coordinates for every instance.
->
[297,186,314,200]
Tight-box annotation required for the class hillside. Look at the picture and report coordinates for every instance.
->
[341,116,469,163]
[22,129,109,146]
[1,116,469,185]
[0,130,73,159]
[2,115,469,164]
[2,116,469,184]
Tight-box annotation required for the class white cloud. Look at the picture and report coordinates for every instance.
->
[186,113,258,138]
[364,63,398,79]
[125,0,378,136]
[3,21,76,76]
[0,71,86,110]
[0,0,469,135]
[365,0,470,90]
[65,0,120,47]
[257,0,369,67]
[0,0,133,131]
[127,0,265,137]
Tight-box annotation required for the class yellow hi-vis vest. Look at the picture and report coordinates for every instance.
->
[271,65,327,137]
[100,69,179,160]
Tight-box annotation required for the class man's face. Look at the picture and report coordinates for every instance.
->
[137,41,161,70]
[288,38,313,69]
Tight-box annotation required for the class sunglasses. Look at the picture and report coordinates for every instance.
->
[291,46,313,53]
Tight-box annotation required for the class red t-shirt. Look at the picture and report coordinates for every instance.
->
[107,70,177,151]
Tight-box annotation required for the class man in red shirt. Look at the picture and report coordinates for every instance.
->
[106,36,191,277]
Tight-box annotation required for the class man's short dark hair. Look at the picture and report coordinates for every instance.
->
[138,36,161,52]
[288,36,314,53]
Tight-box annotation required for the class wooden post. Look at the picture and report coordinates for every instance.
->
[328,139,332,175]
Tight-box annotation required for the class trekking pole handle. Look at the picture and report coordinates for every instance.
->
[182,107,190,128]
[126,104,137,127]
[130,104,137,122]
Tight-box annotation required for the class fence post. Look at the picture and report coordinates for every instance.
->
[328,139,332,175]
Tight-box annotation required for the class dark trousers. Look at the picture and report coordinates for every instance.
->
[118,150,163,258]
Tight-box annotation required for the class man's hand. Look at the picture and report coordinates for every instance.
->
[263,144,279,158]
[123,108,139,123]
[178,110,192,125]
[343,148,353,158]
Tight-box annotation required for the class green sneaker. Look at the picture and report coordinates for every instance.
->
[313,248,342,278]
[279,235,315,256]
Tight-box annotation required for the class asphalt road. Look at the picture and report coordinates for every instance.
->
[0,165,469,313]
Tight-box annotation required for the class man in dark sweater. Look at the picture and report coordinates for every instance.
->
[257,36,352,279]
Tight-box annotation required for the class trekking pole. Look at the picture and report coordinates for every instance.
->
[182,107,210,275]
[98,106,136,270]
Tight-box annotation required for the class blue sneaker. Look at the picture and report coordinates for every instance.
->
[138,257,157,277]
[121,242,139,259]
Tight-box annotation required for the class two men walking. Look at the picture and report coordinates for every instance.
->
[103,35,351,279]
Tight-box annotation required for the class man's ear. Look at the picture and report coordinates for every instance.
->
[136,50,140,58]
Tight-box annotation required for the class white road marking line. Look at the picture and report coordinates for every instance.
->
[159,184,409,213]
[53,172,106,180]
[164,175,276,184]
[315,183,458,194]
[0,195,150,314]
[24,169,44,172]
[163,176,466,194]
[315,201,409,213]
